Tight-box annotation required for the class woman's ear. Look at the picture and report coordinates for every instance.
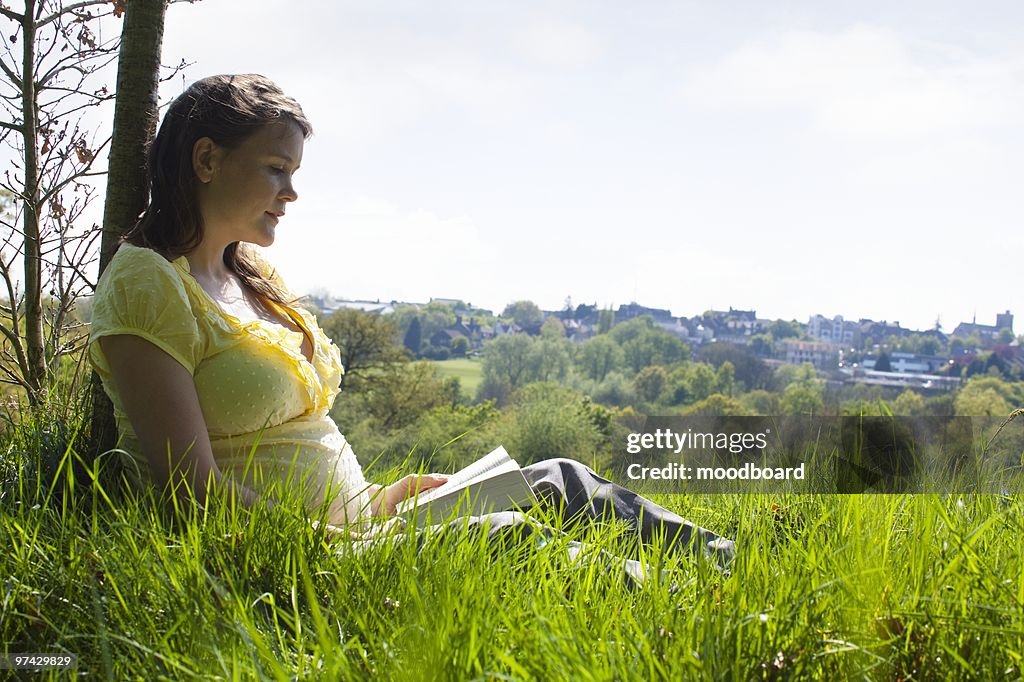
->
[192,137,221,183]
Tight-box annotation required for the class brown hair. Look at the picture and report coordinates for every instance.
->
[122,74,313,306]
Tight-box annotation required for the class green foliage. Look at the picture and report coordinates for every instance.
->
[586,370,637,408]
[681,393,749,416]
[607,318,689,374]
[768,319,801,340]
[478,334,573,405]
[740,389,780,416]
[540,317,566,339]
[501,300,542,329]
[780,383,825,416]
[891,389,927,416]
[875,351,892,372]
[955,376,1022,417]
[633,366,667,404]
[772,362,819,392]
[495,383,603,465]
[715,361,736,397]
[391,303,456,343]
[332,361,458,448]
[684,363,717,404]
[699,342,771,391]
[576,335,623,382]
[319,309,406,390]
[402,316,422,356]
[449,335,470,357]
[748,333,774,358]
[360,402,501,474]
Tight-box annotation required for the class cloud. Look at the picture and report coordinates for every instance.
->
[513,19,603,69]
[270,196,499,309]
[684,25,1024,140]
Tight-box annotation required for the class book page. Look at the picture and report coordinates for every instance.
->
[440,446,513,489]
[397,446,516,512]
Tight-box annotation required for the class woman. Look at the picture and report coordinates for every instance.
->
[88,74,734,579]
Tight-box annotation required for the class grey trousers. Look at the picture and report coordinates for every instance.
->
[349,457,736,586]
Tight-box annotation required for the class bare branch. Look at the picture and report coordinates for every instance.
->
[0,120,20,132]
[0,55,22,89]
[36,1,113,29]
[0,7,22,22]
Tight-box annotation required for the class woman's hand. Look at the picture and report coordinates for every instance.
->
[369,474,449,518]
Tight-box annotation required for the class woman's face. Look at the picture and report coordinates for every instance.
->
[193,121,304,248]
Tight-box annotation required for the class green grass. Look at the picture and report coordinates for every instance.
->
[2,436,1023,680]
[433,358,483,400]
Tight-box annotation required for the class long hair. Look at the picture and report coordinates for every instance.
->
[122,74,313,306]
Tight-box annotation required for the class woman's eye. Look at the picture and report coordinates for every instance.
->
[270,166,286,174]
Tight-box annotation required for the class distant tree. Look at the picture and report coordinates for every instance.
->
[633,365,667,403]
[320,309,406,389]
[874,352,892,372]
[574,303,597,321]
[597,308,614,334]
[482,333,533,386]
[609,316,652,345]
[502,300,542,329]
[769,319,801,340]
[700,342,770,390]
[741,389,780,416]
[955,386,1011,417]
[540,317,566,339]
[748,333,774,358]
[715,361,736,397]
[917,336,941,355]
[498,383,603,465]
[963,356,986,378]
[985,352,1009,378]
[351,361,453,431]
[577,335,623,382]
[450,335,469,357]
[780,383,824,416]
[421,345,450,361]
[682,393,749,416]
[892,390,927,416]
[772,362,818,391]
[619,327,689,374]
[392,302,456,342]
[533,337,572,383]
[998,328,1015,344]
[685,363,717,403]
[403,316,422,357]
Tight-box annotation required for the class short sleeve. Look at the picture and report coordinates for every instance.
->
[89,246,202,376]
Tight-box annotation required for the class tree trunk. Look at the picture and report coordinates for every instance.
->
[20,0,44,405]
[89,0,168,457]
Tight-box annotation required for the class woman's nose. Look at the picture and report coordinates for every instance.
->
[281,181,298,202]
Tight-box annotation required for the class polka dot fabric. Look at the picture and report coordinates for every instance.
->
[89,244,370,523]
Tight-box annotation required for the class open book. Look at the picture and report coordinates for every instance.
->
[396,446,538,524]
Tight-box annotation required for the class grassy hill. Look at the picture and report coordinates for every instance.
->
[432,357,483,400]
[2,441,1022,679]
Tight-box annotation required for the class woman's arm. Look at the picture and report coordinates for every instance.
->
[99,334,259,508]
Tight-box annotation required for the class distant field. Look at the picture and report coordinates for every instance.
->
[433,358,483,399]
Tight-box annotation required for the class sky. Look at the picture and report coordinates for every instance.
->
[139,1,1023,331]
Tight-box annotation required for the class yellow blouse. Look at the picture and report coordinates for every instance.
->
[88,244,371,523]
